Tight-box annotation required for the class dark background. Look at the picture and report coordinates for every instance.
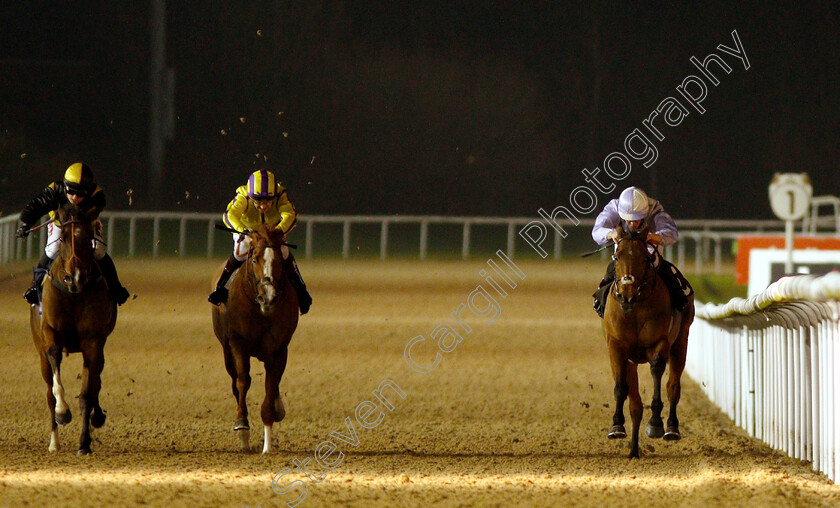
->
[1,1,837,220]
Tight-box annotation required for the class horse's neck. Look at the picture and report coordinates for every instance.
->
[51,250,71,277]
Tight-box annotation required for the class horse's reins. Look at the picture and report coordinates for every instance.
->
[24,218,56,235]
[240,240,292,305]
[214,223,298,250]
[215,224,296,306]
[71,221,79,265]
[48,219,103,293]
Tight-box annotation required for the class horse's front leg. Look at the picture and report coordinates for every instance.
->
[665,330,689,440]
[78,339,106,455]
[607,344,628,440]
[645,352,667,439]
[627,362,643,459]
[230,343,252,452]
[37,349,60,452]
[43,328,72,427]
[261,346,289,454]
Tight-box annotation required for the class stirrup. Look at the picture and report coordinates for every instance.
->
[24,286,39,305]
[208,287,228,306]
[593,297,606,318]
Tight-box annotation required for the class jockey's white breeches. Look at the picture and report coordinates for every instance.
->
[231,233,289,262]
[45,220,106,260]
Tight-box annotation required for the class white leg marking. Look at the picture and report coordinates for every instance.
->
[52,372,68,414]
[49,430,59,453]
[262,424,272,454]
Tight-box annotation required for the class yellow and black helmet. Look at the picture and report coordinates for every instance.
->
[63,162,96,196]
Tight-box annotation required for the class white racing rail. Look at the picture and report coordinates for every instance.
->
[687,272,840,481]
[0,212,790,270]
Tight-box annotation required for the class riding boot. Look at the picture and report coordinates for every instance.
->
[209,255,244,306]
[657,259,693,312]
[98,254,130,305]
[592,260,616,318]
[284,253,312,315]
[24,253,52,305]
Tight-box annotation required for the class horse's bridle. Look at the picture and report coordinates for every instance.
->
[611,236,658,303]
[240,240,290,305]
[49,219,102,293]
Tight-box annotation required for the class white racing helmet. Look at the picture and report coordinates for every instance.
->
[618,187,649,221]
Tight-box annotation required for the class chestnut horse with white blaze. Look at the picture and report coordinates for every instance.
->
[602,222,694,459]
[211,224,299,453]
[30,207,116,455]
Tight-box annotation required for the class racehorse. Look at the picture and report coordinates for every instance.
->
[211,224,299,453]
[602,222,694,459]
[30,207,116,455]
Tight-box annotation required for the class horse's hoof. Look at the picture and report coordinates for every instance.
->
[77,448,91,456]
[646,423,665,439]
[55,411,72,426]
[91,409,106,428]
[233,418,250,431]
[237,428,251,452]
[663,427,682,441]
[608,425,627,439]
[628,450,640,459]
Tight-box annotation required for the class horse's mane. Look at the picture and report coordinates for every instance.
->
[250,223,286,247]
[618,221,650,245]
[627,228,648,242]
[57,211,95,245]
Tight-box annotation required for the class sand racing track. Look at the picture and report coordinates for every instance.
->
[0,258,838,507]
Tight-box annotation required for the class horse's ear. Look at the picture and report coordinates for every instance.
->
[269,227,286,244]
[84,207,100,223]
[57,206,69,223]
[639,220,650,238]
[616,223,625,237]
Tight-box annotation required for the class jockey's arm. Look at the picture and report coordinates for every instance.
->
[276,193,297,233]
[223,194,249,232]
[20,182,62,226]
[278,212,295,233]
[592,200,620,245]
[650,210,678,246]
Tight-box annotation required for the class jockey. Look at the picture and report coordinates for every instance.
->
[591,186,693,318]
[208,169,313,314]
[16,162,131,306]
